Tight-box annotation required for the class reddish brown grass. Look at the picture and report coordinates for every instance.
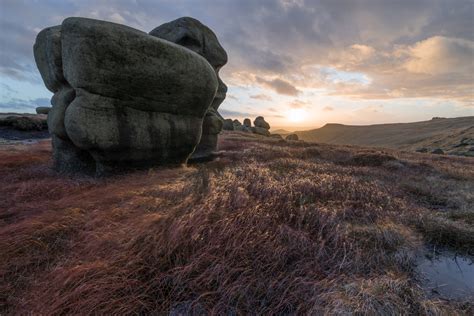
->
[1,132,473,314]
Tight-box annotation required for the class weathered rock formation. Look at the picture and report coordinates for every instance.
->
[251,127,270,136]
[36,107,51,115]
[243,118,251,128]
[34,17,219,175]
[223,116,272,135]
[222,119,234,131]
[285,134,299,141]
[254,116,270,130]
[233,119,242,127]
[150,17,228,159]
[231,119,252,132]
[252,116,271,136]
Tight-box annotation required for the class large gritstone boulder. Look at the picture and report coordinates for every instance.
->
[150,17,228,160]
[34,17,218,175]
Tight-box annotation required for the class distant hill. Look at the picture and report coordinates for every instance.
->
[271,129,292,135]
[296,116,474,156]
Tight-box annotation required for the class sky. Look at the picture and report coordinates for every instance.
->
[0,0,473,130]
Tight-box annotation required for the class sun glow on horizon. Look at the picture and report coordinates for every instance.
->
[287,109,308,122]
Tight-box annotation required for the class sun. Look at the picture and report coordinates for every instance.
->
[287,109,307,122]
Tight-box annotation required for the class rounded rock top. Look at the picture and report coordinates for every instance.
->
[254,116,270,130]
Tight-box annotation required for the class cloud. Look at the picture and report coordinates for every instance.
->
[0,83,18,96]
[357,104,384,114]
[219,108,256,118]
[323,106,334,112]
[256,77,300,96]
[109,12,127,24]
[333,44,377,68]
[350,44,376,59]
[271,114,285,119]
[289,99,309,109]
[402,36,474,75]
[0,97,50,112]
[250,94,273,101]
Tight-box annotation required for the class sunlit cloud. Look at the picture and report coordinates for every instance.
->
[219,109,256,118]
[402,36,474,75]
[250,94,273,101]
[289,100,309,109]
[255,77,301,96]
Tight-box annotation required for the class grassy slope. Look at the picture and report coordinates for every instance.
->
[296,116,474,154]
[1,132,473,314]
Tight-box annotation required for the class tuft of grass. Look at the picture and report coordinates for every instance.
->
[415,214,474,255]
[345,223,420,272]
[0,208,87,310]
[401,180,457,210]
[447,210,474,225]
[323,275,469,315]
[347,152,398,167]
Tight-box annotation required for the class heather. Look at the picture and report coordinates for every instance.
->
[1,132,473,314]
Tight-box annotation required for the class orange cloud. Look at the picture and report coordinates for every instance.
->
[402,36,474,75]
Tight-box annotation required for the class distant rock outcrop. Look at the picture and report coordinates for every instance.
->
[36,107,51,115]
[34,17,221,175]
[229,119,250,132]
[223,116,273,136]
[243,118,252,128]
[285,134,299,141]
[251,116,270,136]
[251,127,270,136]
[222,119,234,131]
[254,116,270,130]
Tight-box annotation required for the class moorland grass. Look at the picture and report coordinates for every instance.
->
[1,133,473,314]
